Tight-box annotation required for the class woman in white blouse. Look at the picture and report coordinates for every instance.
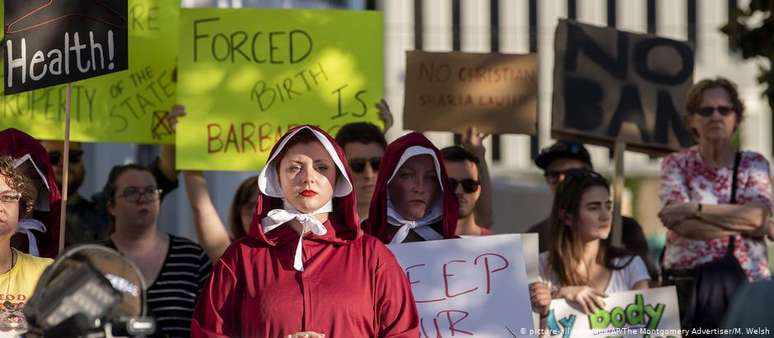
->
[529,169,650,318]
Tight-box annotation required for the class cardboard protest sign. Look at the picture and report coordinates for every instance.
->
[552,19,695,155]
[175,8,383,171]
[3,1,128,94]
[0,0,179,144]
[388,235,535,337]
[404,51,537,135]
[544,286,682,338]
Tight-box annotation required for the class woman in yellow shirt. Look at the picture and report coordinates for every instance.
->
[0,156,52,334]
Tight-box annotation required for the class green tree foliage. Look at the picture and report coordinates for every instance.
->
[721,0,774,119]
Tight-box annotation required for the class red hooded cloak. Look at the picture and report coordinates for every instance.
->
[191,125,419,338]
[364,132,458,244]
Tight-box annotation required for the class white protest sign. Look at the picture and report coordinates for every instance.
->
[388,234,536,337]
[544,286,682,338]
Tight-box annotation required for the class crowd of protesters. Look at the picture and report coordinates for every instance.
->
[0,76,771,337]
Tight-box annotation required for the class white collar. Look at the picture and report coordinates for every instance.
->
[386,199,443,243]
[261,200,333,271]
[16,218,46,256]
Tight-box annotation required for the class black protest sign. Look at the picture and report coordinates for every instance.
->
[552,19,695,155]
[4,1,128,95]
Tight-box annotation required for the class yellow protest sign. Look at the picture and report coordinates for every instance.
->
[175,8,383,171]
[0,0,179,144]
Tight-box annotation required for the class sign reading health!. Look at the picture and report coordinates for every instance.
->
[175,8,383,171]
[388,235,535,337]
[4,0,129,94]
[1,0,179,144]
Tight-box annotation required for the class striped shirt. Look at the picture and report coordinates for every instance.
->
[108,234,212,338]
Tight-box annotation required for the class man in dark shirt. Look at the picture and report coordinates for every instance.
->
[41,141,178,247]
[526,140,659,281]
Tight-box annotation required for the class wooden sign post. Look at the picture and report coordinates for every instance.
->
[612,140,625,247]
[58,84,73,254]
[4,1,129,254]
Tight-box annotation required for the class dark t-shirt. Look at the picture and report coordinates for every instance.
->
[526,216,659,281]
[106,234,212,338]
[65,158,178,247]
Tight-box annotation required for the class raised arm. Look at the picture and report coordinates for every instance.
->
[158,104,187,184]
[462,126,493,228]
[183,171,232,261]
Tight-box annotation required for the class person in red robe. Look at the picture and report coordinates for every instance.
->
[0,128,62,258]
[364,132,458,244]
[191,125,419,338]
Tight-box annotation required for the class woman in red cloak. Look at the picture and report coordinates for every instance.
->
[364,132,458,244]
[0,128,61,258]
[191,125,419,338]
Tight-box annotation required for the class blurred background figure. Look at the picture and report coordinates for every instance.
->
[102,164,210,338]
[0,156,53,335]
[0,129,62,259]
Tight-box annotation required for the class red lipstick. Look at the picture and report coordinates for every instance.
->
[300,190,318,197]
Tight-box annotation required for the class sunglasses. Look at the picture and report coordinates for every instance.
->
[349,157,381,173]
[696,106,735,117]
[49,149,84,166]
[448,178,480,193]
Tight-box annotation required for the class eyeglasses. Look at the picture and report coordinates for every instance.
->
[49,149,84,166]
[349,157,381,173]
[0,190,21,203]
[117,187,162,203]
[448,178,480,193]
[696,106,735,117]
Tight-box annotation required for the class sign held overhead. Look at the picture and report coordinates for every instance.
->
[552,19,695,155]
[404,51,538,135]
[4,1,128,95]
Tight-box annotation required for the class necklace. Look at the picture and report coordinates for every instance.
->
[0,249,17,308]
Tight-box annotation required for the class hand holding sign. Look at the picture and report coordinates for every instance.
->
[546,287,681,338]
[529,282,551,317]
[559,286,607,315]
[461,126,489,159]
[167,104,188,132]
[376,99,394,133]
